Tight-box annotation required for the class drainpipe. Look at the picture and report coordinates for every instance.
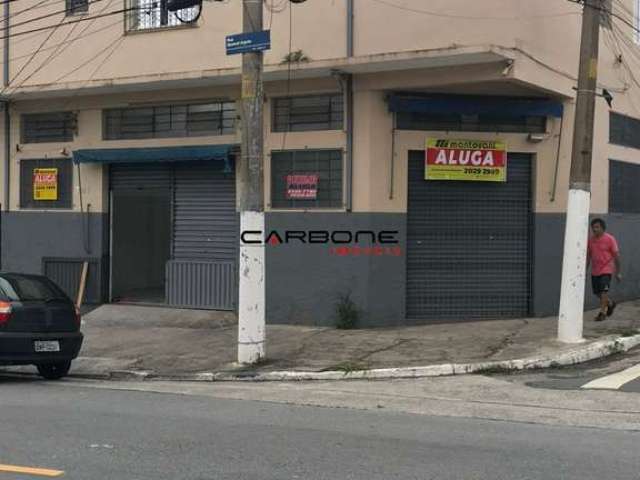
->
[3,0,9,214]
[345,0,354,211]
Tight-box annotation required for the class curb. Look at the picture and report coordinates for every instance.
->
[60,333,640,383]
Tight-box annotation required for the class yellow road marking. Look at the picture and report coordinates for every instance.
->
[0,464,64,477]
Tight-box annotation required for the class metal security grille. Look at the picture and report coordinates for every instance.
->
[125,0,198,31]
[397,111,546,133]
[272,94,343,132]
[609,112,640,149]
[20,158,73,209]
[104,102,236,140]
[271,149,343,209]
[21,112,76,143]
[609,159,640,213]
[406,151,532,321]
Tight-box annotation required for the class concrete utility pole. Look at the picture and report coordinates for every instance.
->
[558,0,603,343]
[238,0,266,364]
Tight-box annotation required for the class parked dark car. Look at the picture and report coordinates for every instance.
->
[0,273,83,379]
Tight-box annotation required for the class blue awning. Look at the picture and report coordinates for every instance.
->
[73,144,238,167]
[388,94,564,118]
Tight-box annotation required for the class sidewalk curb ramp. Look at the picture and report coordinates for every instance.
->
[63,333,640,382]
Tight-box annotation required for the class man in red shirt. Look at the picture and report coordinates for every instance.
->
[587,218,622,322]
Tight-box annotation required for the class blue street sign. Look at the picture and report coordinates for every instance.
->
[226,30,271,55]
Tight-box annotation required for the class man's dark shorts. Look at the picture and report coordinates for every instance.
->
[592,274,612,296]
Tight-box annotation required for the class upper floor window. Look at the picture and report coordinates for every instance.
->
[609,111,640,149]
[396,111,546,133]
[126,0,199,31]
[103,101,236,140]
[21,112,76,144]
[66,0,88,15]
[610,159,640,213]
[272,94,344,132]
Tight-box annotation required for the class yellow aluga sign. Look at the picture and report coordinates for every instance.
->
[33,168,58,200]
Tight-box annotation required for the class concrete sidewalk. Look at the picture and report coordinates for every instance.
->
[5,302,640,380]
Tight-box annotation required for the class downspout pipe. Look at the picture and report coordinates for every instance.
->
[345,0,354,211]
[3,0,9,214]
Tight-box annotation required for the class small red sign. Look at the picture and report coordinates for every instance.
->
[286,174,318,199]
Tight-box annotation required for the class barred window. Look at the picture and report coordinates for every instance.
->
[396,112,546,133]
[609,112,640,149]
[271,150,343,209]
[21,112,76,144]
[20,158,73,209]
[126,0,199,31]
[103,101,236,140]
[610,160,640,213]
[272,94,343,132]
[66,0,88,15]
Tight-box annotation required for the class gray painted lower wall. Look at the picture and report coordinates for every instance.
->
[265,213,406,328]
[3,210,639,327]
[533,213,640,317]
[1,211,108,302]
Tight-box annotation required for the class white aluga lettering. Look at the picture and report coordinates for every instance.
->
[448,150,457,165]
[458,151,470,165]
[483,151,495,166]
[470,151,483,165]
[435,150,448,164]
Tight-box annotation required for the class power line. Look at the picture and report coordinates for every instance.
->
[6,0,107,33]
[0,6,139,41]
[8,0,118,93]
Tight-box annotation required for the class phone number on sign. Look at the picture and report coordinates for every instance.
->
[463,168,502,175]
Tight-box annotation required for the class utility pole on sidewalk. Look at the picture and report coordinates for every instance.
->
[238,0,266,364]
[558,0,603,343]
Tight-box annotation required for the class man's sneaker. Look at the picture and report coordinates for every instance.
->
[595,312,607,322]
[607,300,617,317]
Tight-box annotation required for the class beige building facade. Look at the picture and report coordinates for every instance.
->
[1,0,640,325]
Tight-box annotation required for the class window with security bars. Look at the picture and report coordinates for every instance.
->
[21,112,76,144]
[126,0,199,31]
[609,112,640,149]
[271,150,343,209]
[20,158,73,209]
[609,159,640,213]
[103,102,236,140]
[396,111,546,133]
[272,94,343,132]
[66,0,88,15]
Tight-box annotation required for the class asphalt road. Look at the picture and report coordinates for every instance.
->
[1,376,639,480]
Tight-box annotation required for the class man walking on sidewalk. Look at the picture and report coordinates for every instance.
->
[588,218,622,322]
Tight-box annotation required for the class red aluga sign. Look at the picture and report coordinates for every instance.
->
[286,174,319,199]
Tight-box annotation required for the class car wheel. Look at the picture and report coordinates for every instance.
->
[36,361,72,380]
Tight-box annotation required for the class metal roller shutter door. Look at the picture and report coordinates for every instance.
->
[110,163,172,192]
[406,151,532,321]
[167,162,238,310]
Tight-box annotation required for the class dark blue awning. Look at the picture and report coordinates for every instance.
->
[388,94,564,118]
[73,144,238,167]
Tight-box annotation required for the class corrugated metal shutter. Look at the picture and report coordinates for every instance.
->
[43,258,101,303]
[172,162,237,261]
[109,163,172,192]
[168,162,237,310]
[406,151,532,321]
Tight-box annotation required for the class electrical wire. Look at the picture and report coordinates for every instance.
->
[0,6,140,41]
[8,0,118,93]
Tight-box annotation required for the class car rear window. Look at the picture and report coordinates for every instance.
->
[0,275,67,302]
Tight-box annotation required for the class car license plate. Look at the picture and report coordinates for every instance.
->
[34,340,60,353]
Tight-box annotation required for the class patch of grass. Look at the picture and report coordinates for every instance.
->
[473,365,513,376]
[322,361,369,374]
[335,292,360,330]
